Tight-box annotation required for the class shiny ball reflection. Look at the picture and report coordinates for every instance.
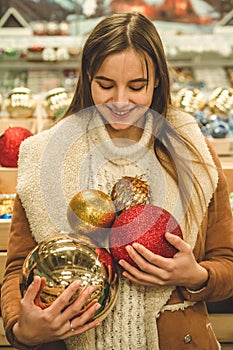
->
[21,234,119,322]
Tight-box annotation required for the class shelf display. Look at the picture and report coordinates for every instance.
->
[170,66,195,91]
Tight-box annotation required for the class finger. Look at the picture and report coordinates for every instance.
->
[124,244,166,272]
[165,232,190,253]
[49,280,82,315]
[75,300,98,316]
[64,317,100,339]
[122,271,154,286]
[72,300,101,327]
[73,285,96,308]
[131,243,171,269]
[34,278,48,309]
[61,285,96,321]
[125,245,151,269]
[118,256,157,280]
[23,276,44,306]
[120,265,158,286]
[107,265,113,284]
[131,243,159,262]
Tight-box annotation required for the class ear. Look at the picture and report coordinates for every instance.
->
[154,79,159,88]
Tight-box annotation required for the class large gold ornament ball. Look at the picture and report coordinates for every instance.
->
[208,87,233,118]
[67,189,116,237]
[44,87,72,119]
[20,234,119,321]
[5,87,36,118]
[173,88,206,114]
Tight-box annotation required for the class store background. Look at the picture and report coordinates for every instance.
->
[0,0,233,348]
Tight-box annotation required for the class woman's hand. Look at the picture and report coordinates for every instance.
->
[13,276,101,346]
[119,232,209,290]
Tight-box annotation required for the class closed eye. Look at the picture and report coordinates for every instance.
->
[98,83,113,90]
[130,85,147,91]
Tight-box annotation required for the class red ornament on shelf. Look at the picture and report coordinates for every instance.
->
[0,126,33,168]
[109,204,183,267]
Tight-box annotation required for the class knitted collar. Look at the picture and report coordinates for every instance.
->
[86,109,155,166]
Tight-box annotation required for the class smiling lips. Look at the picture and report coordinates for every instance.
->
[106,105,137,119]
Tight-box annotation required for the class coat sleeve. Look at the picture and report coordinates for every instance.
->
[179,139,233,302]
[0,195,66,350]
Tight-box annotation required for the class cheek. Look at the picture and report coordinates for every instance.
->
[91,83,109,105]
[136,89,154,107]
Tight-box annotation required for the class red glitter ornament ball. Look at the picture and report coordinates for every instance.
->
[0,126,33,167]
[109,204,183,267]
[96,247,117,274]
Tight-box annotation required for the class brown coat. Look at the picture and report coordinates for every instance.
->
[1,140,233,350]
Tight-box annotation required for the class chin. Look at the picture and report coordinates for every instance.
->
[110,122,132,130]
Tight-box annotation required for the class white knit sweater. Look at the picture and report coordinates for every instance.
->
[17,108,218,350]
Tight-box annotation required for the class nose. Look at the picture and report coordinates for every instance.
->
[112,87,129,104]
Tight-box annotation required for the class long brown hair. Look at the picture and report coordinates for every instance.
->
[63,12,171,117]
[62,12,216,230]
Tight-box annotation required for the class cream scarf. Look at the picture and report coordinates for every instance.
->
[17,107,218,350]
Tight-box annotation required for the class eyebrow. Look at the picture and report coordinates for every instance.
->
[94,76,148,83]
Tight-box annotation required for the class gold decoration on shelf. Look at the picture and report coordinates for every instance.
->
[173,88,206,114]
[111,175,150,212]
[208,87,233,118]
[20,234,119,321]
[44,87,73,119]
[5,87,37,118]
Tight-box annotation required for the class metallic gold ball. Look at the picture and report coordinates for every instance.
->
[20,234,119,321]
[173,88,206,114]
[5,87,36,118]
[67,189,116,237]
[208,87,233,118]
[44,87,72,119]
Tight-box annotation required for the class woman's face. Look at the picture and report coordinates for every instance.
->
[91,48,156,140]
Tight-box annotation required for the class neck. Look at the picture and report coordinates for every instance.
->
[105,122,145,144]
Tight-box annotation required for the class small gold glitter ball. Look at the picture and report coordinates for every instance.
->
[67,189,116,237]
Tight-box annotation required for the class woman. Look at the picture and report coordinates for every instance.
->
[1,12,232,350]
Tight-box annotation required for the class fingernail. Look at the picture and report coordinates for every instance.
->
[132,243,139,248]
[74,280,82,287]
[95,303,101,310]
[88,286,95,293]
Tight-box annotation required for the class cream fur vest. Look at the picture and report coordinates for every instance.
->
[17,107,218,350]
